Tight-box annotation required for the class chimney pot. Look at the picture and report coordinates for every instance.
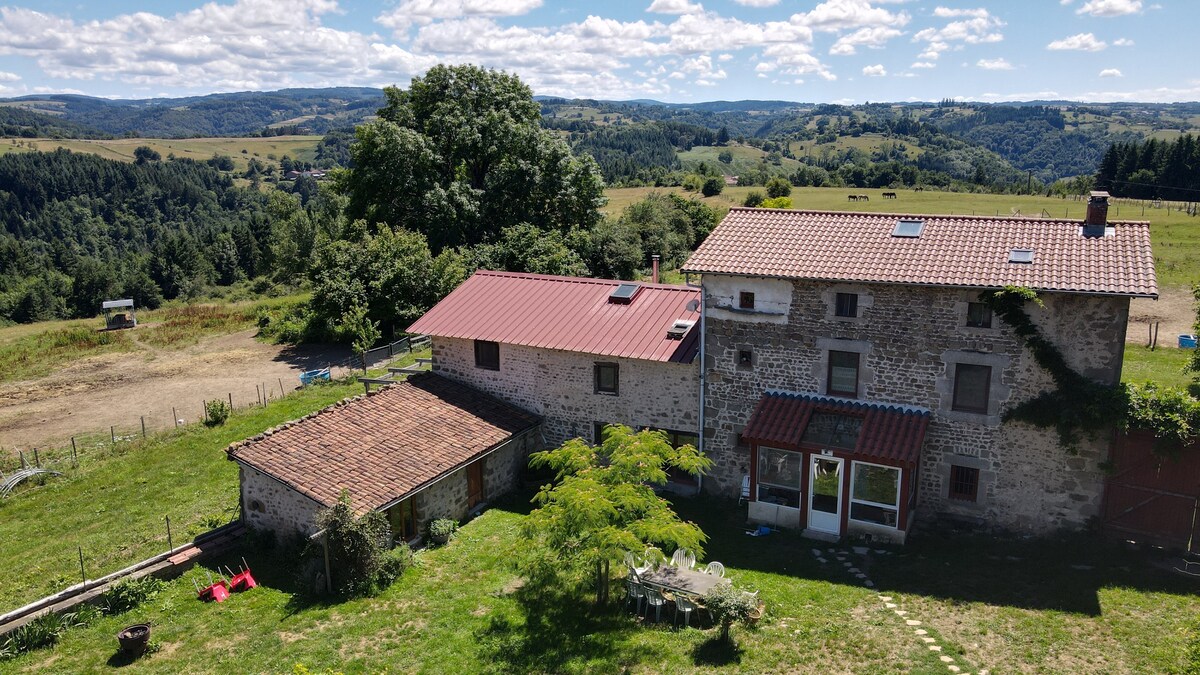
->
[651,255,660,284]
[1085,191,1110,233]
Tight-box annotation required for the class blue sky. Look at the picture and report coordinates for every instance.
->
[0,0,1191,103]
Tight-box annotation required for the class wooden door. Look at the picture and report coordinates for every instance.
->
[467,460,484,509]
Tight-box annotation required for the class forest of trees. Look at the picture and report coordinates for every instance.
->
[1095,134,1200,201]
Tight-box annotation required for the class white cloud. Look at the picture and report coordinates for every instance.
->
[732,0,780,5]
[912,8,1003,59]
[932,7,990,18]
[862,63,886,76]
[977,57,1014,70]
[761,43,836,80]
[377,0,542,32]
[1113,37,1134,46]
[0,71,21,82]
[829,26,903,55]
[647,0,703,15]
[1047,33,1107,51]
[911,61,936,68]
[1076,0,1142,16]
[797,0,910,33]
[1099,68,1123,77]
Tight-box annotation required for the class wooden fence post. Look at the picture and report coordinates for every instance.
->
[110,426,116,444]
[78,546,86,587]
[141,416,147,438]
[173,407,178,428]
[166,515,173,551]
[278,378,285,398]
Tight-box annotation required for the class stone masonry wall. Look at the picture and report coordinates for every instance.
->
[431,337,700,449]
[414,431,539,529]
[703,275,1130,533]
[241,465,324,539]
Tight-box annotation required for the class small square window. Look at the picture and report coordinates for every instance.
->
[835,292,858,318]
[892,219,925,237]
[949,465,980,502]
[594,362,619,395]
[738,349,753,368]
[952,364,991,413]
[966,302,993,329]
[739,291,756,310]
[828,350,860,398]
[1008,248,1035,264]
[474,340,500,370]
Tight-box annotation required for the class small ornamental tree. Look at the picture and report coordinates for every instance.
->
[311,492,394,597]
[522,425,712,604]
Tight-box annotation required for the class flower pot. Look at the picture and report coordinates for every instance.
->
[117,623,151,655]
[747,602,765,625]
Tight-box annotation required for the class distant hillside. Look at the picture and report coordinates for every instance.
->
[0,106,109,139]
[0,87,384,138]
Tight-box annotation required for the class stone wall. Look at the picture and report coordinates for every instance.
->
[703,275,1130,533]
[240,465,324,539]
[430,337,700,448]
[414,430,540,529]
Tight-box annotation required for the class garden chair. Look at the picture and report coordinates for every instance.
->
[671,548,696,570]
[674,595,699,628]
[738,474,750,505]
[702,561,725,578]
[643,588,667,623]
[624,578,646,615]
[642,547,666,571]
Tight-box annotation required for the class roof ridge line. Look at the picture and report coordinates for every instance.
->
[472,269,700,292]
[725,206,1151,226]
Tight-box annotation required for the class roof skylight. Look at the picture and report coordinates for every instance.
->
[892,219,925,238]
[1008,248,1035,264]
[608,283,641,304]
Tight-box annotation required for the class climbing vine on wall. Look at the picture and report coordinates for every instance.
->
[981,286,1199,455]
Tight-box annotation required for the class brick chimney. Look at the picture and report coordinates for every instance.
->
[651,254,660,284]
[1084,191,1110,236]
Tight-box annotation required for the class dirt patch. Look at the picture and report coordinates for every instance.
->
[1128,286,1195,347]
[0,329,350,452]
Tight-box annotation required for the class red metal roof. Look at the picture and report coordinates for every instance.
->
[741,391,930,466]
[226,373,539,512]
[407,271,702,363]
[683,208,1157,298]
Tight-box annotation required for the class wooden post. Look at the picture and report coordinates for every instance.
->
[278,378,285,398]
[78,546,86,587]
[322,532,333,595]
[33,448,39,467]
[166,515,173,551]
[110,426,116,444]
[173,407,179,428]
[141,416,147,438]
[228,392,234,410]
[256,384,261,406]
[71,437,78,467]
[19,449,25,469]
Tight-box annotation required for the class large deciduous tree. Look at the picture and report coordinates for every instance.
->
[344,65,606,252]
[522,425,711,605]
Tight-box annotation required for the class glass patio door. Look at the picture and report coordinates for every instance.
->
[808,456,844,534]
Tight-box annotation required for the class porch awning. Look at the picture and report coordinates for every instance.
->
[741,391,929,466]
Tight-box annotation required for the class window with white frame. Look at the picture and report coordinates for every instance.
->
[849,461,901,527]
[756,446,803,509]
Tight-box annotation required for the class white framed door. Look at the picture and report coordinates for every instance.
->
[808,455,844,534]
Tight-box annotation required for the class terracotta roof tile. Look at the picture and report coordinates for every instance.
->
[407,271,701,363]
[682,208,1157,297]
[226,373,539,513]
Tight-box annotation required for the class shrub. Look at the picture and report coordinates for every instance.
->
[309,494,393,597]
[705,585,759,642]
[204,399,231,426]
[377,544,415,587]
[701,176,724,197]
[760,196,793,209]
[428,518,458,543]
[743,191,765,208]
[765,176,793,199]
[100,576,165,616]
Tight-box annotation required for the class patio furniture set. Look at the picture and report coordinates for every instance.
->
[624,548,731,627]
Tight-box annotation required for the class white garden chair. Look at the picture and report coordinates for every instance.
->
[703,561,725,578]
[674,595,699,628]
[671,548,696,570]
[643,588,667,623]
[625,578,646,614]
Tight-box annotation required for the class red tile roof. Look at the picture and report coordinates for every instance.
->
[226,373,539,513]
[407,271,702,363]
[683,208,1157,298]
[741,391,930,466]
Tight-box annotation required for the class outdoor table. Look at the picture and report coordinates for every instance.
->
[638,565,729,599]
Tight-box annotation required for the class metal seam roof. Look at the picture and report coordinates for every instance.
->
[407,271,702,364]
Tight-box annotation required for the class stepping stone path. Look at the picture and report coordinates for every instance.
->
[811,546,976,674]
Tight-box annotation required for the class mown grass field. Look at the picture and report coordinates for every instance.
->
[1123,344,1198,394]
[0,351,427,612]
[4,492,1197,673]
[0,136,322,173]
[604,186,1200,288]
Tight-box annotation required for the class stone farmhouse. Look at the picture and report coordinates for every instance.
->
[229,192,1157,546]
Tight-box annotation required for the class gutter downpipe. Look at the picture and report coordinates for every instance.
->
[697,275,706,495]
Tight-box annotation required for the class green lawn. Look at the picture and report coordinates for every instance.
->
[604,186,1200,288]
[1123,344,1198,394]
[0,351,426,611]
[4,494,1196,673]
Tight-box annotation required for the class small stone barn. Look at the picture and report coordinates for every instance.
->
[226,372,540,542]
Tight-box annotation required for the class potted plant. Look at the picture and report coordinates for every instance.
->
[428,518,458,545]
[116,623,151,656]
[704,585,758,643]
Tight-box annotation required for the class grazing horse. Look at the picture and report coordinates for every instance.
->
[848,194,859,202]
[882,192,897,199]
[858,194,869,202]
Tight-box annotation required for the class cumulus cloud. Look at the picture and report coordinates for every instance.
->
[0,71,21,81]
[911,61,936,68]
[829,26,903,55]
[1076,0,1142,16]
[1047,33,1107,51]
[798,0,910,32]
[377,0,543,32]
[1099,68,1123,77]
[862,63,886,76]
[732,0,780,5]
[1113,37,1134,46]
[912,7,1003,60]
[647,0,703,14]
[977,57,1014,70]
[932,7,989,18]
